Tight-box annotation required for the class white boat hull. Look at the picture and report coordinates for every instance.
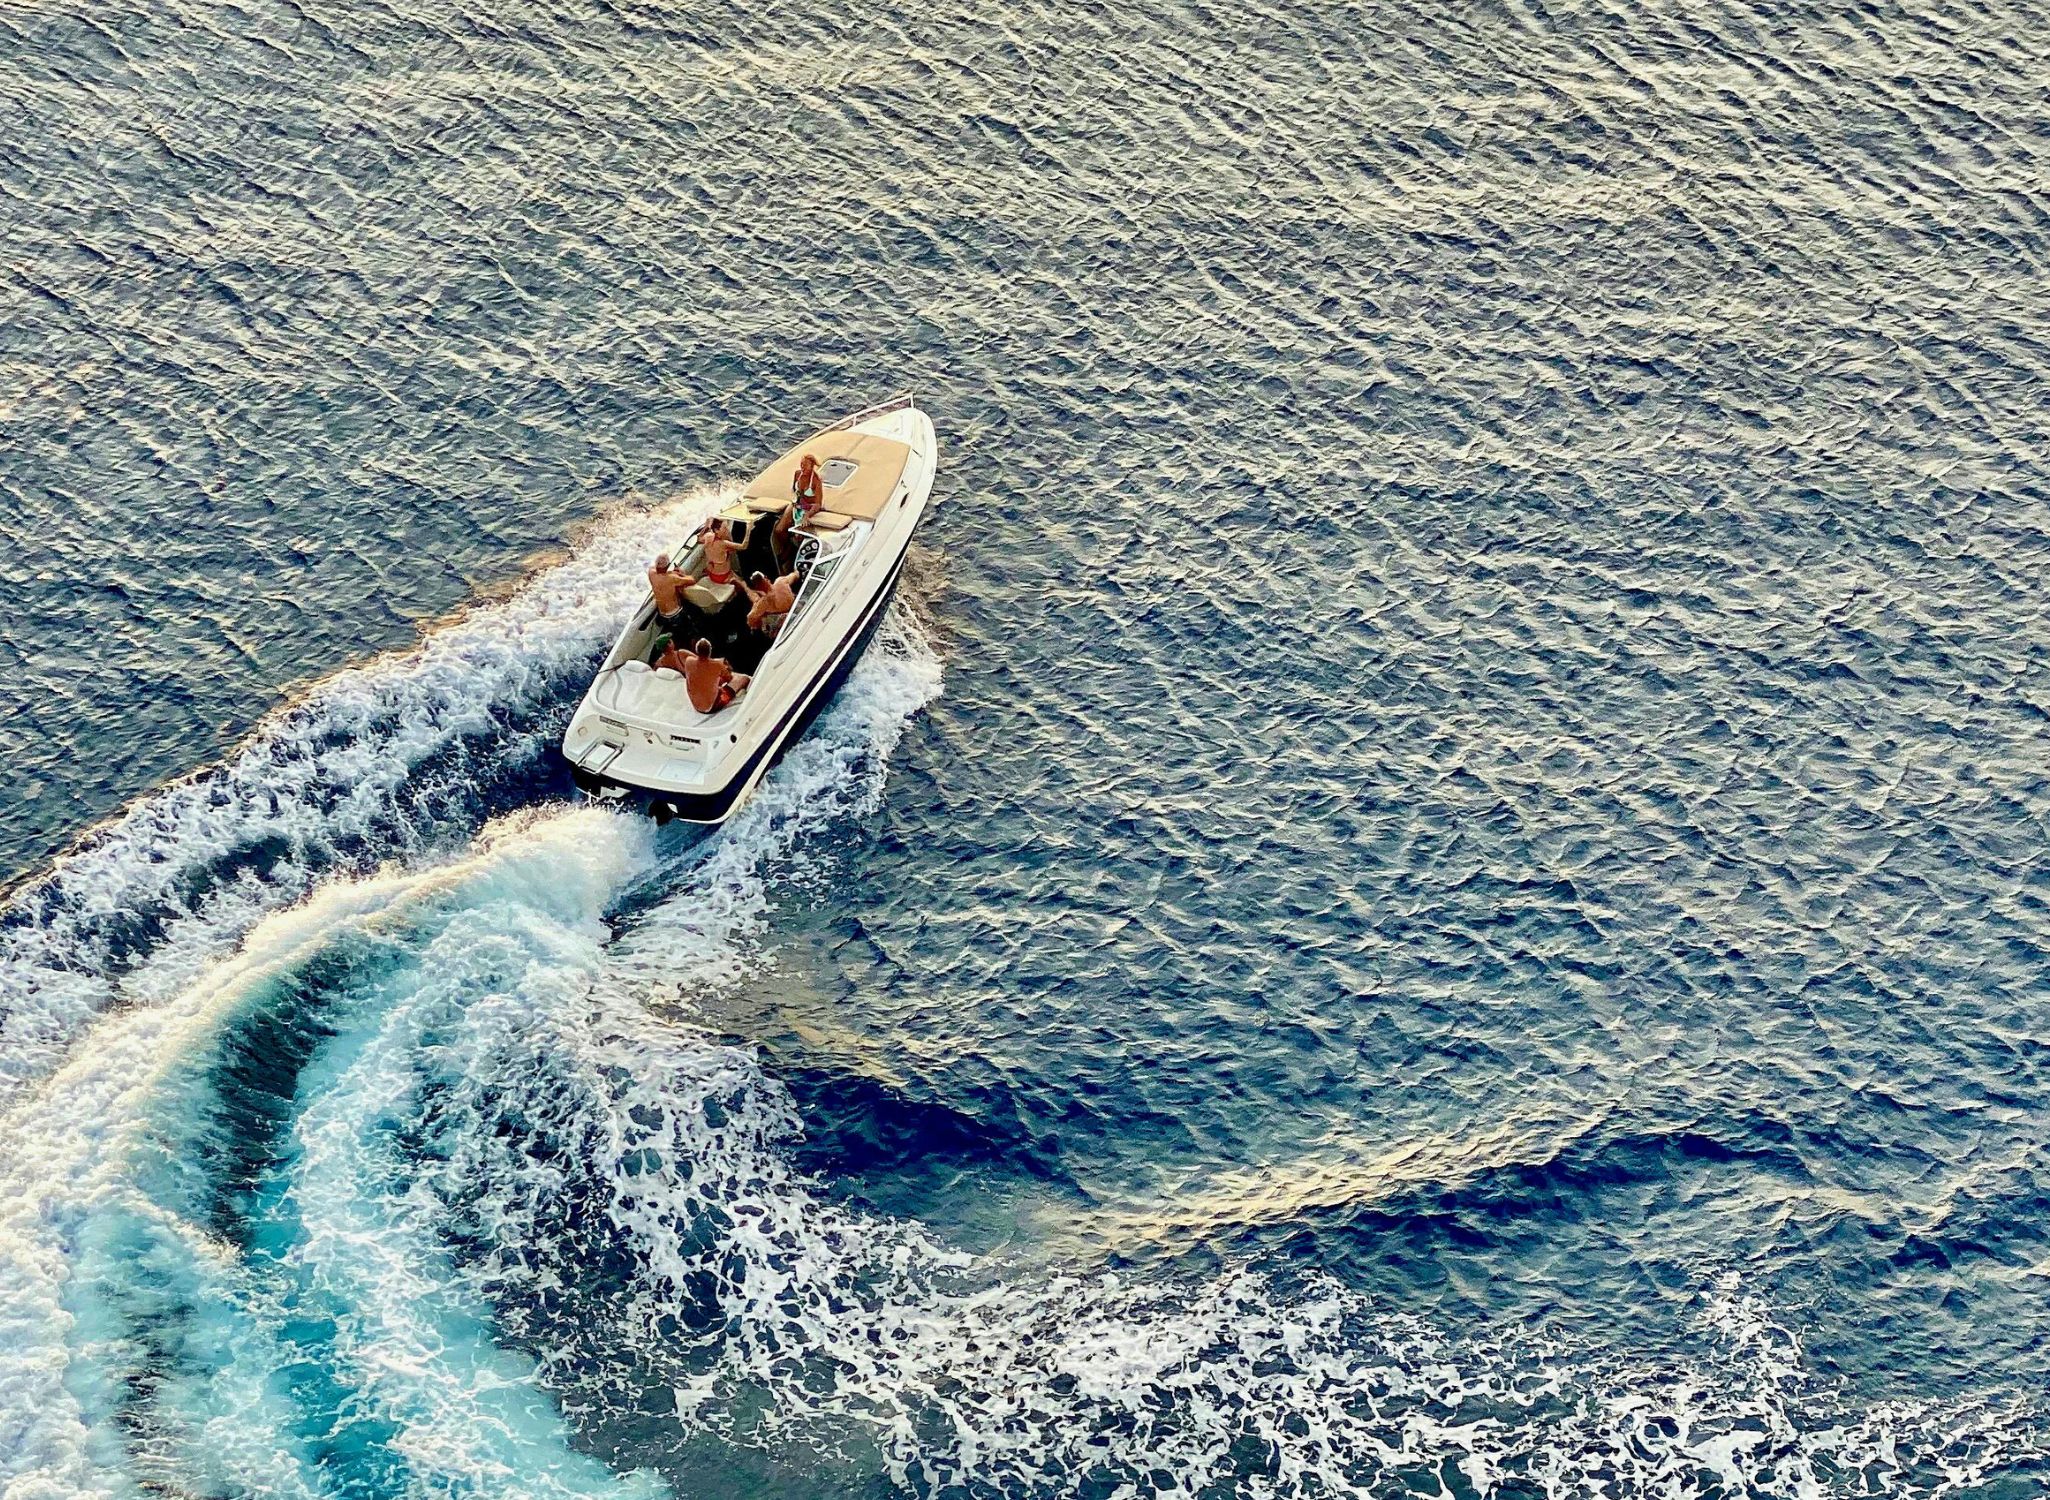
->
[560,398,937,822]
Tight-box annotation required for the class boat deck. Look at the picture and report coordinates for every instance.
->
[743,429,912,524]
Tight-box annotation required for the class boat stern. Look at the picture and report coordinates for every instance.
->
[561,696,745,820]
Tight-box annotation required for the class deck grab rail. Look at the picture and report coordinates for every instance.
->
[818,392,915,434]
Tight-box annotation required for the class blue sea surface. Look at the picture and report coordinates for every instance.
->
[3,0,2050,1494]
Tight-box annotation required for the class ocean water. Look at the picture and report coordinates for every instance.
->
[5,0,2050,1494]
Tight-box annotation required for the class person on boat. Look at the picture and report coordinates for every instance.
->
[773,453,824,571]
[745,569,799,635]
[680,637,749,713]
[681,518,743,592]
[647,554,691,633]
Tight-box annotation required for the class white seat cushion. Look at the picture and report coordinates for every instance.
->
[608,666,695,720]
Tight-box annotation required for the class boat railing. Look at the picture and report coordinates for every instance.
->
[818,392,915,434]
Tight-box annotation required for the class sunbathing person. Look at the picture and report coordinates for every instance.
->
[773,453,824,572]
[679,637,750,714]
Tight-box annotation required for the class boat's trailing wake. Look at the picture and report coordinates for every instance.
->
[0,520,2041,1499]
[0,490,732,1105]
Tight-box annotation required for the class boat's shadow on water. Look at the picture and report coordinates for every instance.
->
[758,1051,1076,1227]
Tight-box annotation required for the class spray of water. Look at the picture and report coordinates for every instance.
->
[0,522,2039,1498]
[0,489,727,1102]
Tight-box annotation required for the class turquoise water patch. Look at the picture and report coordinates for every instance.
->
[6,813,671,1498]
[6,0,2050,1490]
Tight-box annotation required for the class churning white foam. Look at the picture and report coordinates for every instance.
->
[274,810,674,1500]
[2,532,2038,1498]
[0,571,945,1499]
[0,810,673,1499]
[441,1007,2048,1500]
[0,488,727,1104]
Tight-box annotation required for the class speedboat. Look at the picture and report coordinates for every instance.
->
[561,395,938,822]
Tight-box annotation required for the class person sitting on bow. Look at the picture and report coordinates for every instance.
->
[773,453,824,572]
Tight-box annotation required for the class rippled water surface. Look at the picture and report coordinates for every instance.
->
[5,0,2050,1494]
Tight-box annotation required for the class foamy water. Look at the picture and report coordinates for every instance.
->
[9,0,2050,1487]
[2,528,2039,1498]
[0,488,729,1103]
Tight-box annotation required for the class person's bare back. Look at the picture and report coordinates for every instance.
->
[648,555,688,615]
[691,521,742,586]
[746,570,798,630]
[680,637,750,714]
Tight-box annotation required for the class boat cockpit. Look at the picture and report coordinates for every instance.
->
[586,426,915,730]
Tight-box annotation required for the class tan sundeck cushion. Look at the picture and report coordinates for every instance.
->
[744,428,912,522]
[806,512,853,531]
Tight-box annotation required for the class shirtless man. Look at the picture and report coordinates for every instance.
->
[745,569,799,634]
[647,554,691,633]
[682,519,743,591]
[679,637,749,714]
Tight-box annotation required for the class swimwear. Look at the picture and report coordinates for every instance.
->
[685,655,736,714]
[791,472,821,527]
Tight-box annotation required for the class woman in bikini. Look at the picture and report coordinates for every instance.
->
[773,454,824,573]
[681,519,743,591]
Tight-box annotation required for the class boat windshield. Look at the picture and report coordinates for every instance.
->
[787,553,842,628]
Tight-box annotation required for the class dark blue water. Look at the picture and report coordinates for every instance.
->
[4,0,2050,1493]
